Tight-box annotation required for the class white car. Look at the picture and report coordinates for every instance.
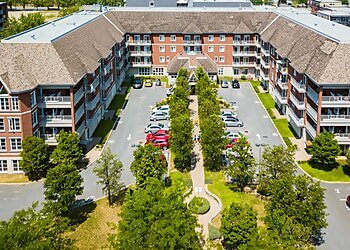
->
[150,111,169,121]
[144,123,170,133]
[220,111,238,119]
[226,131,244,139]
[222,117,243,127]
[152,105,170,115]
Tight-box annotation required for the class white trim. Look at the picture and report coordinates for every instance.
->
[102,14,124,35]
[0,137,6,152]
[9,137,22,152]
[8,117,21,132]
[260,14,281,34]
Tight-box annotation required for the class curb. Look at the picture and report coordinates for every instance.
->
[204,184,223,220]
[248,83,350,185]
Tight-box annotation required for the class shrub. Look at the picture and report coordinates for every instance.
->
[209,224,222,240]
[188,197,210,214]
[241,75,247,80]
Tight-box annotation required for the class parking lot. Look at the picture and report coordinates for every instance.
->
[218,83,284,159]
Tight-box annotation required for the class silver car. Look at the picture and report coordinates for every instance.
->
[220,111,238,119]
[152,105,170,115]
[223,117,243,127]
[150,111,169,121]
[144,123,170,133]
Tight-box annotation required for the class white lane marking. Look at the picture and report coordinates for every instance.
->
[335,188,340,193]
[11,197,17,201]
[255,101,260,104]
[127,134,132,141]
[272,133,278,136]
[256,134,261,141]
[340,198,346,201]
[13,190,19,194]
[263,115,268,119]
[3,198,7,201]
[108,140,115,144]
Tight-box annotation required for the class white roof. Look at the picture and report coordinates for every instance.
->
[2,11,105,43]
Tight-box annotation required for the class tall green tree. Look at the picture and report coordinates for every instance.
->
[0,203,73,249]
[43,163,84,216]
[265,175,327,245]
[226,136,255,191]
[130,144,167,188]
[346,149,350,166]
[221,202,258,249]
[94,147,124,206]
[309,131,341,168]
[109,178,201,250]
[20,135,51,181]
[51,131,83,166]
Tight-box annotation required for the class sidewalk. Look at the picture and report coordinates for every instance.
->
[187,95,222,240]
[290,137,312,161]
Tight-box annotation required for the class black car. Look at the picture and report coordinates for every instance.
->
[133,78,143,89]
[232,79,240,88]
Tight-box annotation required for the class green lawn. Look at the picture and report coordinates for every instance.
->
[258,92,275,110]
[299,160,350,182]
[273,118,294,138]
[206,171,265,228]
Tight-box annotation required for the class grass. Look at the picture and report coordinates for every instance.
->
[299,160,350,182]
[66,198,121,249]
[273,118,294,138]
[206,171,266,228]
[188,197,210,214]
[0,174,29,183]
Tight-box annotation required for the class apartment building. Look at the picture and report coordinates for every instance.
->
[0,2,8,30]
[125,0,253,8]
[0,7,349,174]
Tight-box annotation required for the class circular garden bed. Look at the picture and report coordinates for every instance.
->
[188,197,210,214]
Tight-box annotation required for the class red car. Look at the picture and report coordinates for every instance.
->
[225,138,249,149]
[146,130,170,141]
[145,139,169,149]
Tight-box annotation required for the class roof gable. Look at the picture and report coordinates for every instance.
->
[232,21,252,34]
[183,22,202,34]
[131,21,151,33]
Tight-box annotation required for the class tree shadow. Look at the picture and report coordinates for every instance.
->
[69,201,97,227]
[308,161,338,172]
[111,188,127,206]
[312,230,326,246]
[341,164,350,177]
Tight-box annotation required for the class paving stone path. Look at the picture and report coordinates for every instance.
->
[186,95,222,240]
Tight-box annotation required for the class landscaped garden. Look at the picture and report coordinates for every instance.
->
[299,160,350,182]
[188,197,210,214]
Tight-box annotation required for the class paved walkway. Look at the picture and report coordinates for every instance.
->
[290,137,312,162]
[187,95,222,240]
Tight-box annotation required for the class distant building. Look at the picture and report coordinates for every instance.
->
[309,0,342,14]
[317,7,350,26]
[0,2,8,30]
[125,0,253,8]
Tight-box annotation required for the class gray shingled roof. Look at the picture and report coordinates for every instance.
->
[167,53,217,74]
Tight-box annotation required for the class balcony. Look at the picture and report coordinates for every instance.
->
[260,70,269,81]
[334,133,350,144]
[274,89,287,105]
[261,59,270,69]
[322,95,350,107]
[87,78,100,93]
[131,61,152,67]
[306,104,318,121]
[289,109,304,127]
[233,40,256,45]
[184,40,202,45]
[104,64,112,76]
[75,104,84,122]
[255,51,262,58]
[41,134,58,146]
[306,122,316,139]
[261,47,270,56]
[87,108,102,135]
[307,86,319,105]
[74,87,84,105]
[320,114,350,125]
[129,50,152,57]
[127,40,152,45]
[40,115,72,128]
[76,122,85,138]
[232,51,256,56]
[289,94,306,110]
[290,78,306,93]
[232,62,256,67]
[102,75,114,91]
[86,94,101,111]
[276,78,288,89]
[38,96,71,108]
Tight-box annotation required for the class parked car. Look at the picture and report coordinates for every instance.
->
[346,195,350,207]
[145,139,169,149]
[152,105,170,115]
[220,110,238,119]
[146,129,170,141]
[225,131,243,140]
[232,79,240,88]
[144,123,170,133]
[133,78,143,89]
[150,111,169,121]
[155,78,162,86]
[166,87,174,97]
[225,139,239,149]
[223,117,244,127]
[221,80,229,88]
[144,79,153,87]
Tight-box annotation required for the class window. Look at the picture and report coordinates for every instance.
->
[30,91,37,108]
[0,138,6,151]
[194,35,200,42]
[171,35,176,42]
[219,46,225,52]
[144,35,150,42]
[234,57,240,63]
[303,75,307,84]
[159,46,165,53]
[166,56,170,62]
[293,69,297,77]
[208,46,214,53]
[32,111,38,127]
[218,68,224,76]
[220,35,225,41]
[0,97,9,110]
[126,35,130,41]
[0,118,4,131]
[214,56,218,62]
[159,35,165,41]
[10,138,22,151]
[33,129,40,138]
[234,35,241,42]
[11,97,19,111]
[159,56,165,63]
[233,68,240,75]
[184,35,190,42]
[219,56,225,62]
[13,160,21,172]
[0,160,7,172]
[152,68,164,75]
[208,35,214,41]
[134,35,140,41]
[138,68,151,75]
[170,46,176,52]
[8,118,20,131]
[244,35,250,42]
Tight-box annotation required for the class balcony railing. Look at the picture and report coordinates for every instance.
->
[74,87,84,105]
[102,75,114,91]
[233,40,256,45]
[86,94,101,111]
[184,40,202,45]
[306,122,316,139]
[87,108,102,135]
[75,104,84,122]
[320,114,350,123]
[38,96,71,108]
[289,94,305,110]
[307,86,319,104]
[289,109,304,127]
[127,40,151,45]
[306,104,318,121]
[260,70,269,81]
[87,78,100,93]
[290,78,306,93]
[129,50,152,56]
[41,134,58,145]
[40,115,72,127]
[261,47,270,55]
[131,61,152,67]
[233,62,256,67]
[261,59,270,68]
[76,123,85,138]
[334,133,350,143]
[274,89,287,104]
[322,95,350,107]
[276,78,288,89]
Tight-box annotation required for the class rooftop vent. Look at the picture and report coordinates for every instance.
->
[332,23,335,26]
[314,23,318,26]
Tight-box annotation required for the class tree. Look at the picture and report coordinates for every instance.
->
[51,130,83,166]
[0,203,73,249]
[221,202,258,249]
[130,144,167,188]
[226,136,255,191]
[43,163,84,216]
[20,136,51,181]
[309,132,341,168]
[260,145,296,180]
[109,178,201,250]
[346,149,350,166]
[265,175,327,245]
[94,147,124,206]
